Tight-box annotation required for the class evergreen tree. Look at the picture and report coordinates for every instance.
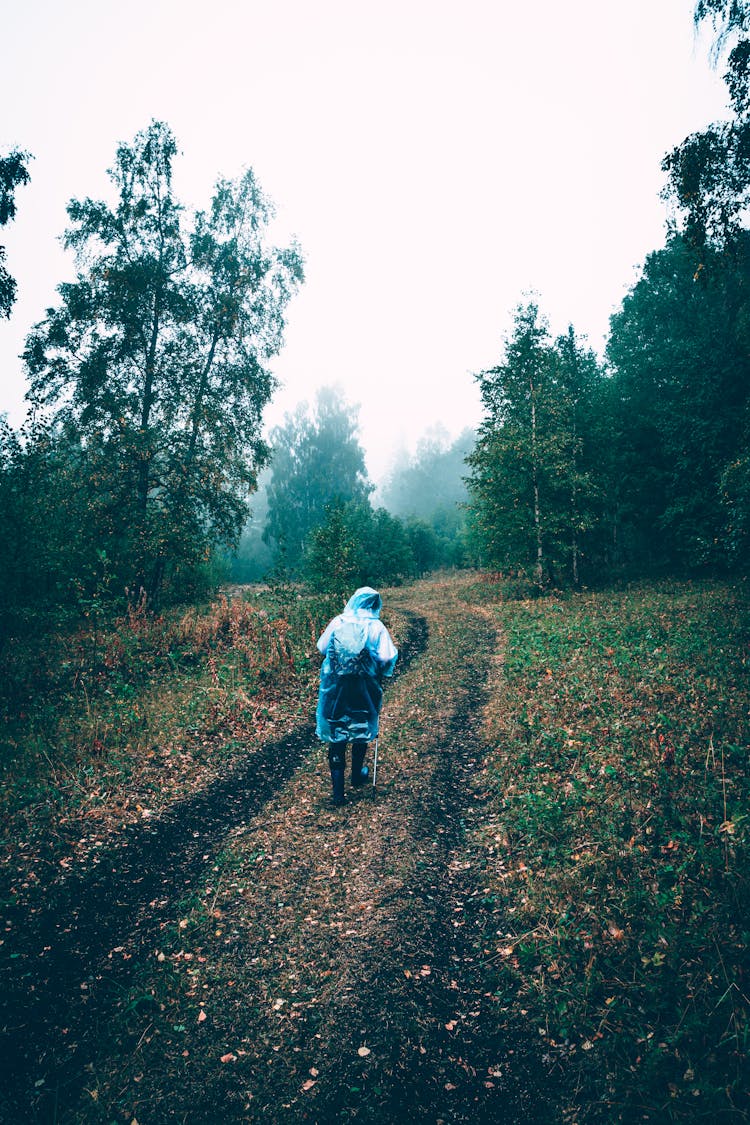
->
[405,518,442,576]
[303,500,364,598]
[552,327,608,585]
[303,499,416,592]
[467,302,556,584]
[607,234,750,571]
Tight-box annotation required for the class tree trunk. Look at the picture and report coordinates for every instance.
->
[183,328,219,472]
[571,413,580,588]
[531,388,544,586]
[132,291,161,605]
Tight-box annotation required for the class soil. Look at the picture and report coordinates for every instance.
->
[0,583,560,1124]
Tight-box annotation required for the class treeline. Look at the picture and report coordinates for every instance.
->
[467,235,750,587]
[3,0,749,629]
[467,0,750,588]
[230,389,473,593]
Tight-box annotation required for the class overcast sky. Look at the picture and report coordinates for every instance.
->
[0,0,730,480]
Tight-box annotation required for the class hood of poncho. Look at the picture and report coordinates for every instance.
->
[343,587,382,618]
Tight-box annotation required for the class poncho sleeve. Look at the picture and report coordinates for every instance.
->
[316,616,341,656]
[369,620,398,676]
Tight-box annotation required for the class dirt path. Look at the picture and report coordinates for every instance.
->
[0,611,428,1122]
[1,582,558,1123]
[293,585,556,1124]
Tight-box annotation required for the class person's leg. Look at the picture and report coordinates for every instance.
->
[351,740,370,787]
[328,743,346,805]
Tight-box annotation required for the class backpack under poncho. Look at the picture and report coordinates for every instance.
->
[326,618,375,677]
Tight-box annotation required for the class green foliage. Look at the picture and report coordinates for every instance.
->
[663,1,750,248]
[468,235,750,586]
[467,304,606,587]
[0,148,31,318]
[303,499,416,594]
[0,416,99,641]
[695,0,750,35]
[405,517,442,576]
[479,580,750,1121]
[264,386,371,575]
[467,4,750,590]
[607,234,750,572]
[22,120,303,607]
[366,506,415,584]
[721,443,750,562]
[302,500,364,598]
[467,302,551,581]
[653,5,750,571]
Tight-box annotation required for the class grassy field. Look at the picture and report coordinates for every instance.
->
[1,575,748,1123]
[472,578,750,1122]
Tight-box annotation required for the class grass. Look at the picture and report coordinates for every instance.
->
[2,574,748,1122]
[474,578,750,1122]
[0,589,327,897]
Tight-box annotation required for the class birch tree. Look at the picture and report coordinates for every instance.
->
[24,121,303,602]
[663,0,750,250]
[467,302,553,585]
[553,327,605,585]
[467,304,608,586]
[0,148,31,318]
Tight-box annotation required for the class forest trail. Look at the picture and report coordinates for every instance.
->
[1,579,556,1124]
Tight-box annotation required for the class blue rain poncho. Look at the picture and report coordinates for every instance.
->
[316,587,398,744]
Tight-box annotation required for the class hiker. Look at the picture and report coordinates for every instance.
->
[316,586,398,806]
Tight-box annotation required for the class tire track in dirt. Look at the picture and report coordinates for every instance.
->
[300,597,558,1124]
[0,612,429,1122]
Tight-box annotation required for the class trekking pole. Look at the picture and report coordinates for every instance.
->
[372,738,379,791]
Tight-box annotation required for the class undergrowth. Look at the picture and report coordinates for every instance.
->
[3,575,748,1122]
[0,588,332,883]
[476,579,750,1122]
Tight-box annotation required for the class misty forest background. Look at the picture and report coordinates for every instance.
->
[1,2,749,631]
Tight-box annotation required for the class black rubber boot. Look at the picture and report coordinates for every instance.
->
[351,742,369,787]
[331,768,345,806]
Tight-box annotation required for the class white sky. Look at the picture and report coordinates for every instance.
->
[0,0,730,480]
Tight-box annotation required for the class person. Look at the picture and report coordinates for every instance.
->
[316,586,398,806]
